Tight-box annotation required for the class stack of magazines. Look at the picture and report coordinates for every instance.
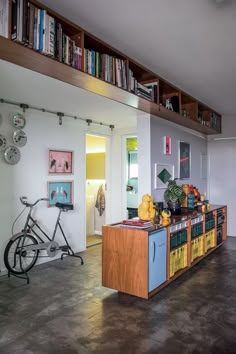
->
[121,218,153,228]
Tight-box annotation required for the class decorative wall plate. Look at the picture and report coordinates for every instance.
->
[13,129,27,147]
[4,146,21,164]
[0,134,7,151]
[12,113,26,129]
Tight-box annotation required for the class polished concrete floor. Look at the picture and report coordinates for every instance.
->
[0,237,236,354]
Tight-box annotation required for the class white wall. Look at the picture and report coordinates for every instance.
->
[0,106,112,272]
[109,126,137,222]
[0,104,137,272]
[137,114,152,201]
[208,115,236,236]
[150,116,208,204]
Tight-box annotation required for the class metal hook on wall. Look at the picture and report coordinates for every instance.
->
[57,112,64,126]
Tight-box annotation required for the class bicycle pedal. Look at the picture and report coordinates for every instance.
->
[60,245,69,252]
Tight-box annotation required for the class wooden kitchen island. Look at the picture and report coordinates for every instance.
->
[102,205,227,299]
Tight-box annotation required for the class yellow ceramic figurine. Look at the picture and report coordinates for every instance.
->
[138,194,156,222]
[161,209,171,226]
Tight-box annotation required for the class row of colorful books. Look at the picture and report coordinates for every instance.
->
[83,48,159,103]
[0,1,160,104]
[84,49,127,89]
[8,0,82,69]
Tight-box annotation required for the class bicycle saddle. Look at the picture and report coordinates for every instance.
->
[55,203,74,211]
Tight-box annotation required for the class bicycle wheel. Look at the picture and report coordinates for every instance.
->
[4,233,39,275]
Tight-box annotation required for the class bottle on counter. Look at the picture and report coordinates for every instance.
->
[182,184,189,208]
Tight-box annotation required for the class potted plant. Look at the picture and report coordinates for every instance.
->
[164,178,186,215]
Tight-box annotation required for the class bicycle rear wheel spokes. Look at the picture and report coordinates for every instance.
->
[4,233,39,275]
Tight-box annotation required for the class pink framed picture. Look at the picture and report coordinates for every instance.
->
[164,136,171,155]
[48,149,73,174]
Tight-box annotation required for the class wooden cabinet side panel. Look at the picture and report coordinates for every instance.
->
[222,206,227,241]
[102,226,148,298]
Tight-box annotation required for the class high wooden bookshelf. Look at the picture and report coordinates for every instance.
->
[0,0,222,135]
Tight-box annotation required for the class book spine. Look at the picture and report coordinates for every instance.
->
[11,0,17,39]
[28,3,34,47]
[42,10,47,53]
[36,8,40,50]
[57,23,62,61]
[0,0,9,38]
[16,0,23,42]
[44,13,49,54]
[48,16,55,56]
[38,9,43,51]
[25,1,30,45]
[22,0,27,44]
[77,46,82,70]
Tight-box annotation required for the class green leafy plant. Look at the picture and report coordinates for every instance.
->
[164,178,186,204]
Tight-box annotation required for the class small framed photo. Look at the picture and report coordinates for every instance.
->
[48,149,73,174]
[47,181,73,207]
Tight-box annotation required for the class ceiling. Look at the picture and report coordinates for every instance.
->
[38,0,236,116]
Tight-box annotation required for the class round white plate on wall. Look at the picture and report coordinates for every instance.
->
[13,129,27,147]
[12,113,26,129]
[4,146,21,164]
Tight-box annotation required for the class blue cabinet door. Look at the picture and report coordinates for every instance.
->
[148,229,167,292]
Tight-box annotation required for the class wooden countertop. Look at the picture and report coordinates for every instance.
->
[107,205,226,233]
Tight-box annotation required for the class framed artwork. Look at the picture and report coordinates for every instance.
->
[154,163,174,189]
[163,136,171,155]
[179,141,191,179]
[48,149,73,174]
[47,181,73,207]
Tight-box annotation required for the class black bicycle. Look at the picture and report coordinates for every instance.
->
[4,196,84,282]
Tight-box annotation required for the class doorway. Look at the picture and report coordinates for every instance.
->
[126,136,138,219]
[86,134,107,247]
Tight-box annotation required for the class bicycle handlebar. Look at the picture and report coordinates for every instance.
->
[20,196,49,207]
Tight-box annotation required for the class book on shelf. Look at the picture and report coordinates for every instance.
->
[11,0,17,39]
[9,1,82,70]
[141,80,159,104]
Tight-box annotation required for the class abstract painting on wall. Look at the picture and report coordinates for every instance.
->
[154,163,174,189]
[179,141,191,179]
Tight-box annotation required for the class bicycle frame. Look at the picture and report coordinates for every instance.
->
[10,205,70,254]
[5,197,84,284]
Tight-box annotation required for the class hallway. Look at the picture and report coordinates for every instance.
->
[0,238,236,354]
